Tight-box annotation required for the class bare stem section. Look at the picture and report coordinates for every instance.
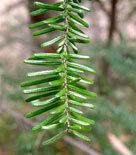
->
[63,0,70,132]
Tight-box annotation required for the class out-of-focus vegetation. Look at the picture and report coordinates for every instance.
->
[0,0,136,154]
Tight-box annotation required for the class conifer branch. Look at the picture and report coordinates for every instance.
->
[21,0,97,145]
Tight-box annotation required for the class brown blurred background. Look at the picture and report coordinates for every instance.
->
[0,0,136,155]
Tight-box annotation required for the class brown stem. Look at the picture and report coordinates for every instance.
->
[107,0,118,45]
[97,0,119,94]
[63,0,70,132]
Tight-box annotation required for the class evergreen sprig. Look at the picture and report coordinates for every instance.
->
[21,0,97,145]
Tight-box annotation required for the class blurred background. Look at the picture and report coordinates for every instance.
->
[0,0,136,154]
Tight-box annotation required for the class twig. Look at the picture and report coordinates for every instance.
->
[5,0,27,12]
[95,0,110,16]
[0,104,35,127]
[107,133,132,155]
[63,136,102,155]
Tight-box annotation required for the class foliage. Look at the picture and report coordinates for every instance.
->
[88,41,136,86]
[21,0,97,145]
